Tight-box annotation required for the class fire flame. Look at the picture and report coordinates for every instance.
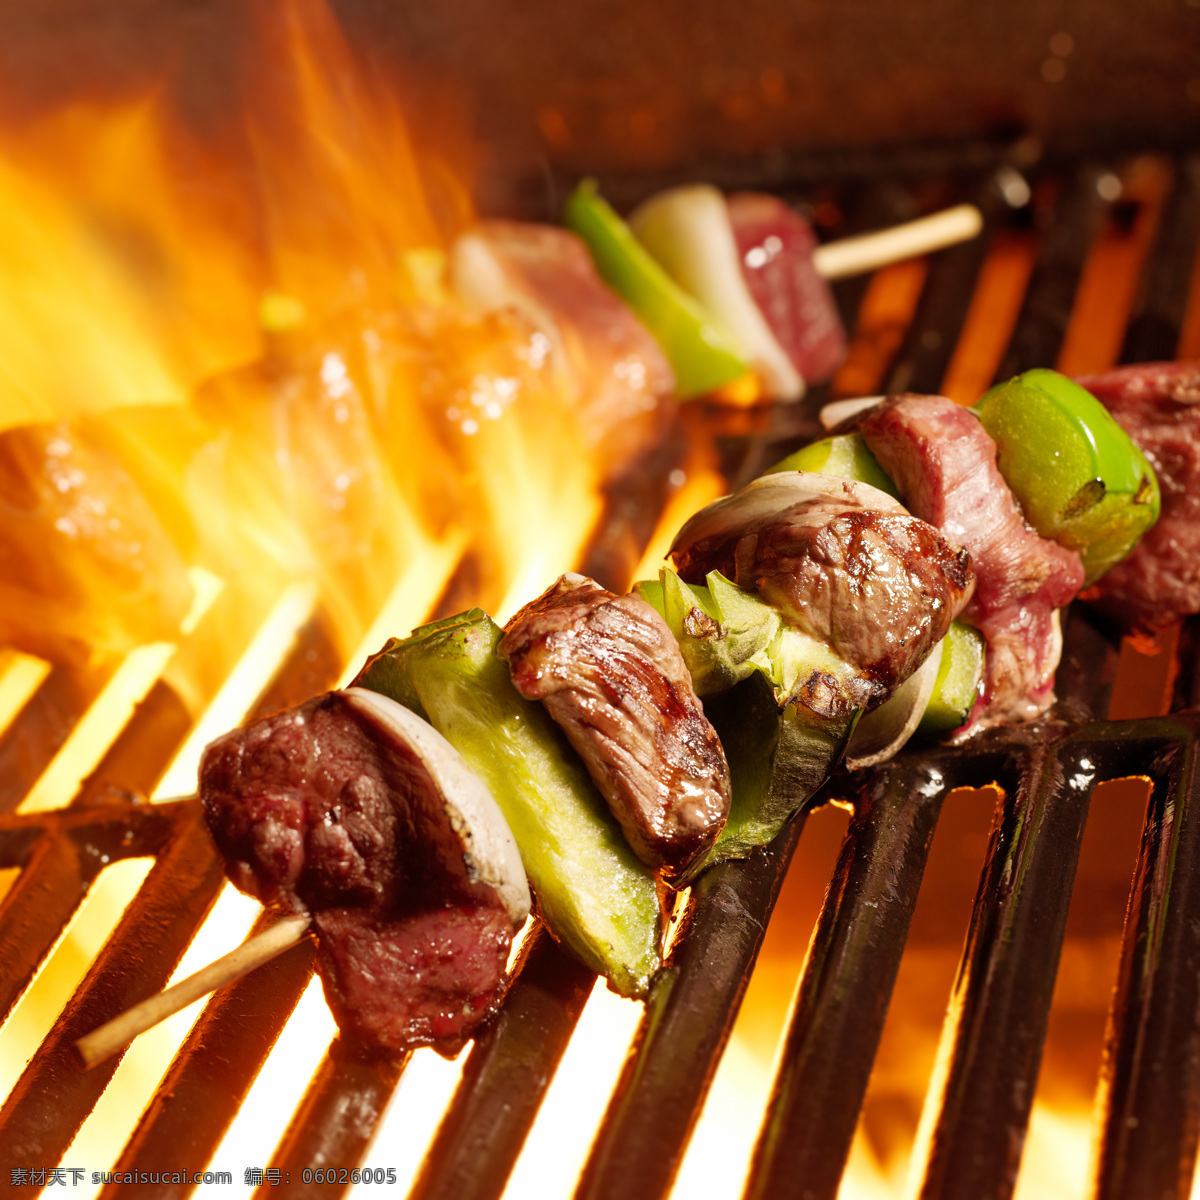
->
[0,0,611,680]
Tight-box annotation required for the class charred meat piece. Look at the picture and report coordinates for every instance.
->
[670,473,974,709]
[201,688,529,1055]
[855,394,1085,727]
[499,574,731,877]
[449,220,676,469]
[1076,362,1200,633]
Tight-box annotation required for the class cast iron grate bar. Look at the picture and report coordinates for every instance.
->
[1092,708,1200,1198]
[743,751,965,1200]
[105,916,316,1200]
[409,927,594,1200]
[575,815,810,1200]
[0,659,119,815]
[1120,155,1200,365]
[911,727,1100,1199]
[256,1041,409,1200]
[882,168,1017,396]
[0,809,226,1172]
[997,162,1113,379]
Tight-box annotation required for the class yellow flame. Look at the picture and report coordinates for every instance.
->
[19,642,176,813]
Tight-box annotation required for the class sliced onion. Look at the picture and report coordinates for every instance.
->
[629,184,805,401]
[843,638,944,770]
[341,687,531,926]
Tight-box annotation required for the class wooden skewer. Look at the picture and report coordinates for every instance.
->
[813,203,984,280]
[76,911,311,1069]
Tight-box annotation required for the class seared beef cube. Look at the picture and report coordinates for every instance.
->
[499,574,731,877]
[314,903,518,1054]
[670,473,974,709]
[856,395,1085,728]
[1076,362,1200,633]
[200,688,529,1055]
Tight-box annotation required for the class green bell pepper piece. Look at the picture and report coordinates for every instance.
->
[917,620,985,736]
[767,433,901,500]
[635,569,777,697]
[563,180,749,398]
[634,567,859,707]
[353,609,664,997]
[974,369,1160,584]
[680,671,859,884]
[636,566,862,882]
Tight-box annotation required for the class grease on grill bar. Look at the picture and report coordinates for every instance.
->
[4,151,1200,1200]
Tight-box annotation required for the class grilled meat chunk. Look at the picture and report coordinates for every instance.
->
[727,191,846,385]
[855,394,1085,728]
[669,473,974,709]
[0,419,195,664]
[1076,362,1200,633]
[499,574,731,877]
[450,220,676,469]
[200,688,529,1055]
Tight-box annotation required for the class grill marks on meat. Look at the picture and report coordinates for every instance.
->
[1077,361,1200,633]
[200,690,527,1055]
[499,574,731,877]
[670,473,974,708]
[856,395,1085,727]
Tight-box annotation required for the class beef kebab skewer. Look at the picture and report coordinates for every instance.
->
[3,183,983,673]
[74,363,1167,1070]
[73,467,977,1067]
[557,181,982,402]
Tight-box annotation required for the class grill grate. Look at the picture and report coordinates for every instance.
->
[2,148,1200,1199]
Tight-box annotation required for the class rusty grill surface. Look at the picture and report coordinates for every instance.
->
[3,148,1200,1200]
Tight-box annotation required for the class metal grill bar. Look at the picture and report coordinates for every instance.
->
[106,918,315,1199]
[576,816,808,1200]
[0,660,118,815]
[0,810,225,1170]
[998,163,1112,377]
[1121,155,1200,364]
[744,755,958,1200]
[258,1042,409,1200]
[410,928,593,1200]
[1093,715,1200,1198]
[883,172,1010,396]
[913,730,1096,1199]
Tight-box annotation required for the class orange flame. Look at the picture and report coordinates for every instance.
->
[0,0,615,685]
